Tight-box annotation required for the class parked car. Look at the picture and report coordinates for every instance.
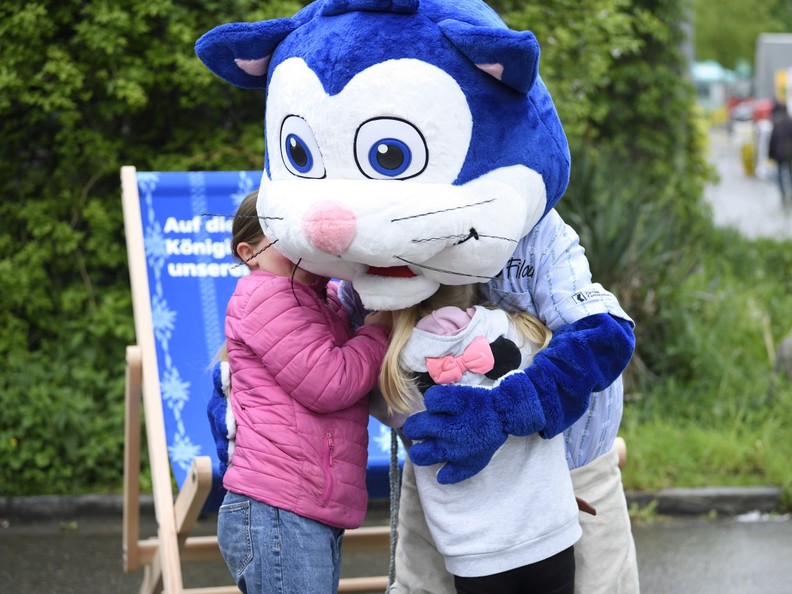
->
[728,98,775,122]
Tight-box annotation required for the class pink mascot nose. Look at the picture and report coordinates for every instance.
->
[301,202,357,256]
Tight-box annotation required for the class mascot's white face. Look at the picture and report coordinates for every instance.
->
[195,0,572,311]
[259,58,547,310]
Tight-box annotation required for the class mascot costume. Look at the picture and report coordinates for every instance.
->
[197,0,639,592]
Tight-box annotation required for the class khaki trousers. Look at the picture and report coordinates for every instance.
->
[387,443,639,594]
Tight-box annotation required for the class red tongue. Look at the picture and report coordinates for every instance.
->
[367,266,415,278]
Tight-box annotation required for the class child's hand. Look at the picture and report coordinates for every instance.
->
[364,310,393,327]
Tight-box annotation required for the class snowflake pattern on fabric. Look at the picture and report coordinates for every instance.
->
[168,432,202,470]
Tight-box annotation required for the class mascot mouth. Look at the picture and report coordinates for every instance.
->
[367,265,416,278]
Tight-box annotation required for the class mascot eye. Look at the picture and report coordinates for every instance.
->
[355,118,427,180]
[280,116,325,178]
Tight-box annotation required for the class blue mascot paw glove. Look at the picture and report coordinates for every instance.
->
[403,373,545,484]
[403,313,635,485]
[207,360,236,476]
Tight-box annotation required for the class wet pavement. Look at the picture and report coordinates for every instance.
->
[633,512,792,594]
[705,126,792,240]
[1,502,791,594]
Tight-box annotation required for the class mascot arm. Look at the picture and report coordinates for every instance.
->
[207,360,236,476]
[402,313,634,484]
[499,312,634,438]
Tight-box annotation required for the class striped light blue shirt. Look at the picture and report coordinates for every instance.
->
[482,209,633,469]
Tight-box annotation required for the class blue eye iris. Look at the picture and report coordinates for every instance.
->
[368,138,411,177]
[285,134,313,173]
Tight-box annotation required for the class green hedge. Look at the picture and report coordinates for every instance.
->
[0,0,708,495]
[0,0,302,495]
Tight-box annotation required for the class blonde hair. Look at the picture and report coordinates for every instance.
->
[214,341,228,363]
[379,284,551,414]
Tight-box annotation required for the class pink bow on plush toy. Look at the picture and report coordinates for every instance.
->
[425,336,494,384]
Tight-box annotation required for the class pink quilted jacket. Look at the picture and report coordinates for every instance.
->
[223,271,390,529]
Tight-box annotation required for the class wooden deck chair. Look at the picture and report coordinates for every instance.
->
[121,166,396,594]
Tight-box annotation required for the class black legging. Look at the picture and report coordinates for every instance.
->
[453,546,575,594]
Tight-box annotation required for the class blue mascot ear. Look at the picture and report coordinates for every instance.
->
[438,19,540,94]
[195,18,298,89]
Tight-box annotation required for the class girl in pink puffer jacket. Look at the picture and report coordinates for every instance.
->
[218,191,392,594]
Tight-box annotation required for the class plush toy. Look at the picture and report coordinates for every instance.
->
[196,0,635,485]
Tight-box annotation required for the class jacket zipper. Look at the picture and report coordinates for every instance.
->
[320,431,335,506]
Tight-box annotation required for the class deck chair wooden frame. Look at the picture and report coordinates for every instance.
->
[121,166,390,594]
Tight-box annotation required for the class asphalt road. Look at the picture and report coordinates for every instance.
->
[1,508,791,594]
[705,126,792,240]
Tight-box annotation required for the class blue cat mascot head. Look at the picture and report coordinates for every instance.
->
[196,0,570,311]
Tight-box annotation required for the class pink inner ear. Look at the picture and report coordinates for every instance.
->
[476,62,504,81]
[234,55,271,77]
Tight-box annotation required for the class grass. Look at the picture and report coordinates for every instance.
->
[617,228,792,510]
[620,396,792,494]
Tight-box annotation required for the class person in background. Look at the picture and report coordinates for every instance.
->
[768,102,792,208]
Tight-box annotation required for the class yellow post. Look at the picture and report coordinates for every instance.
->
[741,142,755,177]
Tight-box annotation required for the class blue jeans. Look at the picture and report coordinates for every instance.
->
[218,491,345,594]
[777,160,791,205]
